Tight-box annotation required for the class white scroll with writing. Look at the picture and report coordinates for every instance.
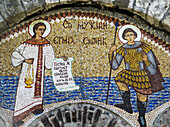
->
[52,57,79,92]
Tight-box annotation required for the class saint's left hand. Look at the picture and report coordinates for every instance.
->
[61,56,68,61]
[141,51,148,61]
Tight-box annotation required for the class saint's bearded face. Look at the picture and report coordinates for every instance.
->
[125,32,136,43]
[35,25,46,38]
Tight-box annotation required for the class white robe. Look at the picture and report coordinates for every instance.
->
[11,40,55,123]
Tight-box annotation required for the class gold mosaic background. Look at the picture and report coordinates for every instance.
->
[0,18,169,77]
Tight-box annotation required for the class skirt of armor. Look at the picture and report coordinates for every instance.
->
[115,69,152,94]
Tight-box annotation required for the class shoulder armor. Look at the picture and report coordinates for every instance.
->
[141,43,152,54]
[116,46,125,56]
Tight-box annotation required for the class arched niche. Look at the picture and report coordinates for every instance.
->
[0,7,169,127]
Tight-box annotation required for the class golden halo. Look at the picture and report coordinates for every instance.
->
[28,19,52,37]
[118,25,141,44]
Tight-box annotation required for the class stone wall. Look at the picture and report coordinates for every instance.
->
[0,0,169,34]
[0,1,169,127]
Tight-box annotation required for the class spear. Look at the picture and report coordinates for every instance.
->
[106,19,119,104]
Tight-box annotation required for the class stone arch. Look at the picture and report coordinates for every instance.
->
[0,1,169,127]
[152,108,170,126]
[0,0,169,35]
[150,101,170,127]
[23,100,135,127]
[0,112,10,127]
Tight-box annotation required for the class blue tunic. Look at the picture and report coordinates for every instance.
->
[111,42,164,94]
[112,42,157,75]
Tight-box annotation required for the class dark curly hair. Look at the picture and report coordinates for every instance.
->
[32,22,46,38]
[122,28,137,40]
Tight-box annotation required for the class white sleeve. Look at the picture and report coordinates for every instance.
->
[11,44,26,67]
[44,44,55,69]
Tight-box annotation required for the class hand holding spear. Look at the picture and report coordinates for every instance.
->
[106,19,119,104]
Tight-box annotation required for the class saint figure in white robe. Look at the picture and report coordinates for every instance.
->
[11,22,55,124]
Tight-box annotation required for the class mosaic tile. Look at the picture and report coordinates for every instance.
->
[0,8,169,127]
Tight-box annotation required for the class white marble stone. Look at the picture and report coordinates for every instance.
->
[45,0,60,4]
[148,0,169,21]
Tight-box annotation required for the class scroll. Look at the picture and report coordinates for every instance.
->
[52,57,79,92]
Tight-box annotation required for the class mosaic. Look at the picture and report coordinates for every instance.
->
[0,9,169,127]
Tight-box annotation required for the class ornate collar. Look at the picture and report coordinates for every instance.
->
[24,38,50,45]
[122,42,141,49]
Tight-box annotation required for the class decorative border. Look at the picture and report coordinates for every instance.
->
[0,11,169,54]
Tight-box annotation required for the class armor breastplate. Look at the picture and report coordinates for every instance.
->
[124,48,143,71]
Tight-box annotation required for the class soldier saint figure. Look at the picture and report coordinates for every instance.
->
[109,25,164,127]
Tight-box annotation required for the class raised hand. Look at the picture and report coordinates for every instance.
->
[141,51,148,61]
[109,45,117,54]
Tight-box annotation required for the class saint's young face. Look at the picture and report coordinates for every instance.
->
[35,25,46,38]
[124,32,136,43]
